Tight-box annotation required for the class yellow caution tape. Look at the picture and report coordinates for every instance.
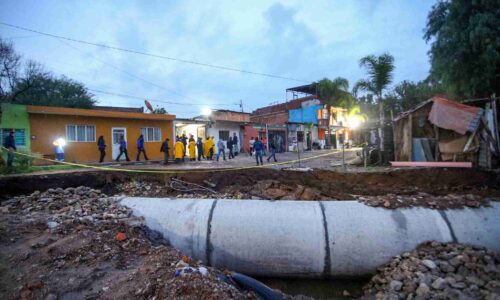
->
[1,146,346,174]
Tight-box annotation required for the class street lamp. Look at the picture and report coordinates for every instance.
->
[201,107,212,116]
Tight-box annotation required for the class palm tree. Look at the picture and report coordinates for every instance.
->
[316,77,350,146]
[353,53,395,152]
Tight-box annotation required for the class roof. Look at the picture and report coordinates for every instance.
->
[251,95,318,116]
[286,83,317,95]
[92,105,144,113]
[27,105,175,121]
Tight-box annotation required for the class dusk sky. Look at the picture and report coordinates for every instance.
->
[0,0,437,118]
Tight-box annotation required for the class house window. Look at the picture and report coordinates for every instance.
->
[0,129,26,147]
[66,125,96,142]
[140,127,161,142]
[218,130,229,141]
[297,131,304,142]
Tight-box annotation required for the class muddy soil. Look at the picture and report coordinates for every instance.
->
[1,168,499,209]
[0,187,259,300]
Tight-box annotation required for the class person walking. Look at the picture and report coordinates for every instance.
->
[232,132,239,156]
[216,139,226,161]
[136,134,149,161]
[181,133,188,160]
[160,138,170,164]
[249,137,255,156]
[253,137,264,166]
[3,130,16,167]
[188,135,196,161]
[97,136,106,163]
[116,136,130,161]
[196,137,204,161]
[174,138,185,163]
[53,136,66,161]
[208,136,215,160]
[227,137,234,159]
[267,141,277,162]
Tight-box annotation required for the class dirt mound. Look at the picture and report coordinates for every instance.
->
[363,241,500,299]
[0,187,258,299]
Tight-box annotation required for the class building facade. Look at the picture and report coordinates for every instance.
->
[0,104,175,164]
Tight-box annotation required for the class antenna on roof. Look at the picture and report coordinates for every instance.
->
[144,100,154,113]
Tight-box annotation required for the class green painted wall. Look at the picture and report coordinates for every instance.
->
[0,103,31,152]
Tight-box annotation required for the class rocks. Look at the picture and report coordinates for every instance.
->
[422,259,437,270]
[357,192,490,209]
[363,241,500,299]
[389,280,403,291]
[431,277,446,290]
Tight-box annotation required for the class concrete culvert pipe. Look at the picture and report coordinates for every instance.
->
[121,198,500,278]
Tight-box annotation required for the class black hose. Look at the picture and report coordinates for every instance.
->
[231,272,286,300]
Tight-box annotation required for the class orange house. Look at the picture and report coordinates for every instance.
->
[23,105,175,163]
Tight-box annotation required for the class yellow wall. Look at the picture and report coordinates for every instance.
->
[29,113,174,163]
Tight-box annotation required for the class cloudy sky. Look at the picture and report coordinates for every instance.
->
[0,0,436,117]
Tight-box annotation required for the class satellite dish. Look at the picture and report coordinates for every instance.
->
[145,100,154,113]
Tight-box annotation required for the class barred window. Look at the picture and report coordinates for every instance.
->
[140,127,161,142]
[218,130,229,141]
[66,125,96,142]
[0,129,26,147]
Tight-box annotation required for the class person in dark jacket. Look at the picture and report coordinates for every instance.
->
[136,134,149,161]
[3,130,16,167]
[116,136,130,161]
[253,137,264,166]
[196,137,204,161]
[160,138,170,164]
[232,132,239,156]
[227,137,234,159]
[267,141,277,162]
[181,133,188,161]
[97,136,106,163]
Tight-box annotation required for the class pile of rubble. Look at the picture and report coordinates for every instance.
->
[363,241,500,299]
[0,187,259,299]
[356,192,492,209]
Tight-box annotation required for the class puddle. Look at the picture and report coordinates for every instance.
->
[258,277,368,299]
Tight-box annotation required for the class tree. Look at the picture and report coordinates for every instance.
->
[0,38,21,102]
[1,37,95,108]
[424,0,500,98]
[353,53,395,152]
[11,73,95,108]
[384,79,446,115]
[153,106,168,114]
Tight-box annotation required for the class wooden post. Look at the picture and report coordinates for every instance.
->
[434,125,439,161]
[408,114,413,161]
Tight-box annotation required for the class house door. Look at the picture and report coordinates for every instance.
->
[112,127,127,160]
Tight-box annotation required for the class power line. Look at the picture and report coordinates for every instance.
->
[88,88,235,107]
[55,38,202,103]
[1,22,312,83]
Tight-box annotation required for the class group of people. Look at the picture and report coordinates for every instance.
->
[168,133,240,164]
[249,137,277,166]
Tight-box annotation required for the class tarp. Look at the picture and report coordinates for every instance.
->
[428,97,482,135]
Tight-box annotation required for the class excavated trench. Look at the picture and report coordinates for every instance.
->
[1,168,499,299]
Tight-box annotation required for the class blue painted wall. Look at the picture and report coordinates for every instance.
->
[288,105,322,124]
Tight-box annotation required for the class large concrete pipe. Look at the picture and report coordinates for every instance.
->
[121,198,500,277]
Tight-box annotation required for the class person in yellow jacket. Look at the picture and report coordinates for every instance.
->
[203,137,210,160]
[188,135,196,161]
[174,138,185,163]
[208,136,215,160]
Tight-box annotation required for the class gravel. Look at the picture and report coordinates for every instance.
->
[363,241,500,299]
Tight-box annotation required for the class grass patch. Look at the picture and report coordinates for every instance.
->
[0,164,80,175]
